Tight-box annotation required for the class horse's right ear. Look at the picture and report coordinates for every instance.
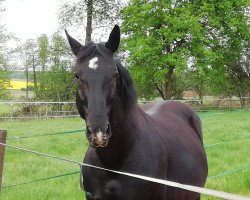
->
[65,30,83,56]
[105,25,120,53]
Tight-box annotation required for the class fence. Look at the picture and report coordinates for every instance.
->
[0,97,250,121]
[0,101,79,120]
[140,97,250,110]
[0,130,7,192]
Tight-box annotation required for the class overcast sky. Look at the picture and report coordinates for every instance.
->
[2,0,128,47]
[2,0,63,42]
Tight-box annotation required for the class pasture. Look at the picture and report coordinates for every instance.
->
[0,110,249,199]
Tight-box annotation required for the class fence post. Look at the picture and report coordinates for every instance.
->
[10,101,13,121]
[0,130,7,192]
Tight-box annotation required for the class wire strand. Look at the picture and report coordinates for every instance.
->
[2,171,79,189]
[7,129,84,140]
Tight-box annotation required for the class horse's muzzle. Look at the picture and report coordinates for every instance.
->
[87,124,111,148]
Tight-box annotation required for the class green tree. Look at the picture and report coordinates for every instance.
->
[226,42,250,107]
[0,0,11,99]
[13,39,38,99]
[0,53,11,99]
[122,0,250,100]
[34,33,75,101]
[34,34,49,96]
[38,34,49,72]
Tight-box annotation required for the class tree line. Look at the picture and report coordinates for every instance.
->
[0,0,249,106]
[13,34,75,101]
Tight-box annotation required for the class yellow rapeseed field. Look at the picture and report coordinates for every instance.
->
[6,80,34,90]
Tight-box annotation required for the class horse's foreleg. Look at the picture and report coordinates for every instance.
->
[194,195,200,200]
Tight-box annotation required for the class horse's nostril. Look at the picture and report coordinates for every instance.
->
[87,125,92,133]
[106,124,111,132]
[103,135,107,140]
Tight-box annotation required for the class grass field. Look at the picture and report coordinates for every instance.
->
[0,110,249,199]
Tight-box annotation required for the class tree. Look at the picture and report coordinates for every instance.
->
[38,34,49,72]
[34,33,75,101]
[226,42,250,107]
[58,0,124,43]
[12,39,38,99]
[122,0,250,100]
[0,0,11,99]
[0,0,5,46]
[0,53,11,99]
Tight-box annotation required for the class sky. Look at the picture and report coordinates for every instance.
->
[1,0,128,47]
[2,0,62,42]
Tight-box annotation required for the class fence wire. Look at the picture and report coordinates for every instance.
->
[6,129,84,140]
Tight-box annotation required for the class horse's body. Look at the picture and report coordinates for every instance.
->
[66,25,207,200]
[82,101,207,200]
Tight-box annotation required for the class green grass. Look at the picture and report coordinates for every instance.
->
[0,103,24,117]
[0,111,249,199]
[0,118,87,200]
[200,110,250,199]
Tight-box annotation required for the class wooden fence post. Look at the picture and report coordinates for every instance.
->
[0,130,7,192]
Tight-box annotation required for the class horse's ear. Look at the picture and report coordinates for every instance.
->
[105,25,120,53]
[65,30,83,56]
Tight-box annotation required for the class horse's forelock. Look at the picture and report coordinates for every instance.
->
[77,43,113,63]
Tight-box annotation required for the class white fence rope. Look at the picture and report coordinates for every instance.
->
[0,142,249,200]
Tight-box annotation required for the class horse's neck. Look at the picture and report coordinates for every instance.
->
[96,103,140,168]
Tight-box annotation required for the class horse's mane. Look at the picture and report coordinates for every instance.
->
[76,42,137,109]
[115,60,137,109]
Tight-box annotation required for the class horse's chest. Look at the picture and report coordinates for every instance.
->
[81,144,167,199]
[82,165,165,200]
[82,170,129,200]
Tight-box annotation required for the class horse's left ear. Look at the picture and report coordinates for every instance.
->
[65,30,83,56]
[105,25,120,53]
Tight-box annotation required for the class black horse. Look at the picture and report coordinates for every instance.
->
[66,25,208,200]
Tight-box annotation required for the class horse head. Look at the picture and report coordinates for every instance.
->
[66,25,127,148]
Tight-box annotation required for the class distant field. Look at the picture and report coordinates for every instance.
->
[6,80,33,90]
[0,111,249,199]
[2,79,34,99]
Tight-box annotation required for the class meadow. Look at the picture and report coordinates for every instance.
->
[0,110,249,199]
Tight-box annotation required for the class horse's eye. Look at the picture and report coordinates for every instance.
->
[74,72,80,79]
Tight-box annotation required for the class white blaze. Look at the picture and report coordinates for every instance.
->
[96,131,103,142]
[88,57,98,69]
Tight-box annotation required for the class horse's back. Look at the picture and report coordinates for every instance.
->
[141,100,203,142]
[141,100,207,199]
